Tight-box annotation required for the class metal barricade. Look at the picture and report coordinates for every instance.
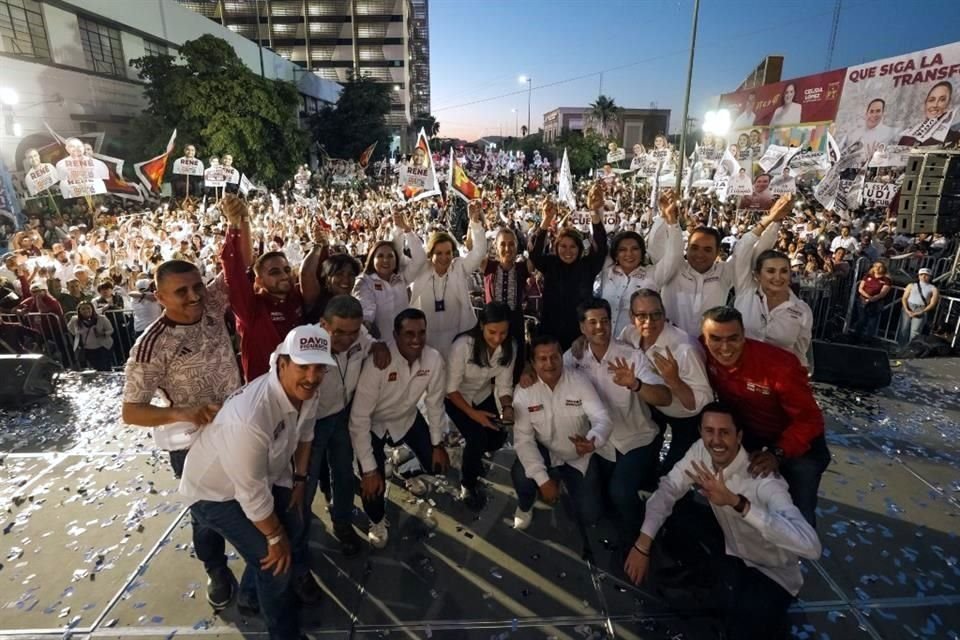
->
[0,311,78,369]
[931,294,960,349]
[104,309,137,368]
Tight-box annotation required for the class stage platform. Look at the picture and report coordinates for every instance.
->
[1,357,958,639]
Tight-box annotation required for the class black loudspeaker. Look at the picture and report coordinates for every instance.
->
[897,151,960,234]
[0,354,60,406]
[811,340,891,390]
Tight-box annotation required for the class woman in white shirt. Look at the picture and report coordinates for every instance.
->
[353,215,426,342]
[899,268,939,345]
[595,211,682,338]
[409,204,487,358]
[444,302,516,510]
[733,196,813,369]
[67,300,114,371]
[770,83,802,127]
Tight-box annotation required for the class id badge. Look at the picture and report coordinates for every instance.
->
[434,299,445,312]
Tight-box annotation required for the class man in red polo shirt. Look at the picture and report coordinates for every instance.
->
[220,195,323,381]
[699,306,830,528]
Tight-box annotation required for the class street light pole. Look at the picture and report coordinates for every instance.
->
[675,0,700,194]
[526,77,532,137]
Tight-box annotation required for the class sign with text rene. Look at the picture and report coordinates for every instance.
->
[173,156,204,176]
[834,42,960,151]
[720,69,847,130]
[24,163,59,196]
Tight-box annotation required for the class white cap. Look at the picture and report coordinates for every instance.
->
[135,278,152,291]
[275,325,336,366]
[918,267,932,275]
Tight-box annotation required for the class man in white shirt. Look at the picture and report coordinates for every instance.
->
[511,335,613,531]
[181,325,335,639]
[349,308,449,549]
[732,93,757,130]
[624,402,821,639]
[649,191,734,337]
[294,295,389,557]
[829,224,858,255]
[564,298,671,541]
[619,289,713,478]
[851,98,897,157]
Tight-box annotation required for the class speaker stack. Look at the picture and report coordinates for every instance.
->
[0,354,60,406]
[897,150,960,234]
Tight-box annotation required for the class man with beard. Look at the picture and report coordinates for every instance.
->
[623,402,820,640]
[220,195,322,381]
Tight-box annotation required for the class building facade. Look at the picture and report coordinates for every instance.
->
[543,106,671,151]
[177,0,431,150]
[0,0,340,171]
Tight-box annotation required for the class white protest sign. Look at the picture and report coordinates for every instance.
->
[225,168,240,185]
[861,181,898,208]
[868,145,911,168]
[606,148,626,163]
[239,173,253,196]
[173,157,204,176]
[204,166,227,188]
[25,163,59,196]
[56,156,107,198]
[729,173,754,196]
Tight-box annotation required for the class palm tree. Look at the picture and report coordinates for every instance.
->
[589,95,622,139]
[410,113,439,138]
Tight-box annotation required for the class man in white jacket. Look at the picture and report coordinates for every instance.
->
[180,325,336,640]
[349,307,449,549]
[624,402,821,640]
[511,334,613,530]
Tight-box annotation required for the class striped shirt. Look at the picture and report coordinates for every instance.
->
[122,273,242,451]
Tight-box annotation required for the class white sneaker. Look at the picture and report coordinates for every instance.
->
[405,477,428,496]
[513,506,533,530]
[368,519,389,549]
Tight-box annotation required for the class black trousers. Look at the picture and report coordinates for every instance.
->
[359,412,434,524]
[444,395,508,489]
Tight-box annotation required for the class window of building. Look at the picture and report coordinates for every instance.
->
[0,0,50,60]
[79,16,125,76]
[143,39,167,57]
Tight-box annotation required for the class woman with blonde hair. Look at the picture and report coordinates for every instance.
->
[409,202,487,357]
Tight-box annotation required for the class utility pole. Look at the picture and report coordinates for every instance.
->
[675,0,700,194]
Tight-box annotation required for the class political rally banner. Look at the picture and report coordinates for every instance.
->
[173,156,204,176]
[719,69,847,130]
[868,145,912,168]
[399,128,441,203]
[204,165,227,188]
[606,147,626,163]
[92,153,145,202]
[833,42,960,151]
[56,156,108,199]
[24,162,59,196]
[225,167,240,185]
[861,181,899,208]
[729,171,754,196]
[757,145,802,174]
[770,169,797,195]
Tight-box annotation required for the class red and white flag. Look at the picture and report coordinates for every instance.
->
[134,129,177,194]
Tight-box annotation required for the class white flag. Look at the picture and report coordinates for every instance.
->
[239,173,253,196]
[558,149,576,210]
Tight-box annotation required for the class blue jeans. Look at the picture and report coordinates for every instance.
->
[598,443,659,541]
[510,443,603,526]
[898,306,927,345]
[292,407,356,571]
[169,449,227,575]
[190,486,305,640]
[744,434,831,529]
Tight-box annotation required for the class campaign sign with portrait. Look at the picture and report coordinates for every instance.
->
[25,163,59,196]
[173,157,204,176]
[833,42,960,151]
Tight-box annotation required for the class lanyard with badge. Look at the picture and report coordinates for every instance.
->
[432,272,448,312]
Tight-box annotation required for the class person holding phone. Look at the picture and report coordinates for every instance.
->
[444,302,517,510]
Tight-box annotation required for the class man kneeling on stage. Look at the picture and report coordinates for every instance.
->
[179,325,335,640]
[623,402,821,640]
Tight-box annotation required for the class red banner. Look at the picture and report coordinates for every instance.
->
[719,69,847,130]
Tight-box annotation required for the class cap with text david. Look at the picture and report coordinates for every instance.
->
[277,325,336,367]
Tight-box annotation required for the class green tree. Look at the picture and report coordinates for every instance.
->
[129,34,306,186]
[549,129,605,175]
[589,95,622,139]
[410,113,439,138]
[310,73,392,162]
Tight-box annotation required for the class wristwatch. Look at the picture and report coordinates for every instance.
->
[733,494,749,515]
[632,377,643,392]
[293,473,308,484]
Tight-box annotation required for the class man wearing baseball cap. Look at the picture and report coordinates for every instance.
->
[179,325,336,638]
